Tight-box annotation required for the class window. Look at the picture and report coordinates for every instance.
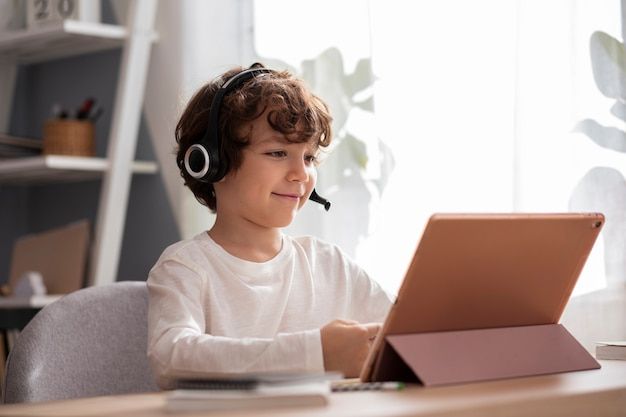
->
[253,0,625,348]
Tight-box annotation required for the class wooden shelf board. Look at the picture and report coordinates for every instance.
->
[0,295,62,309]
[0,155,158,185]
[0,20,131,63]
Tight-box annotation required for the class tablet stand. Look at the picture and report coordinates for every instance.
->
[371,324,599,386]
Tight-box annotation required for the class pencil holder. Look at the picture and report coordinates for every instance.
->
[43,119,95,157]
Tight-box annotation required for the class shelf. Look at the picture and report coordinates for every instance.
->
[0,20,133,63]
[0,295,62,309]
[0,0,159,288]
[0,155,158,185]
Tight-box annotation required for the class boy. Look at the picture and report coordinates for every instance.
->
[147,63,392,389]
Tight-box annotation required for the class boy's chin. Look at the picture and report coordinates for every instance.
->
[268,212,298,228]
[273,216,297,228]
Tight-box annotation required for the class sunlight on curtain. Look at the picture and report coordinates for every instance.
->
[253,2,626,349]
[515,1,622,298]
[514,0,626,350]
[255,0,516,293]
[359,1,517,293]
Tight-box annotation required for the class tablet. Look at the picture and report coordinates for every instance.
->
[360,213,604,382]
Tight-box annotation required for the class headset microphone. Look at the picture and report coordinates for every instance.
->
[309,189,331,211]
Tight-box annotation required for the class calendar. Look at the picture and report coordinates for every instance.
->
[27,0,100,28]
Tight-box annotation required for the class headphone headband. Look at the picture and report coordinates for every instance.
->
[185,67,273,183]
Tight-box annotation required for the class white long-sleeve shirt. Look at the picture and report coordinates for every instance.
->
[147,232,392,389]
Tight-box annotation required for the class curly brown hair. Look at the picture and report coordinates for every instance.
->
[175,64,333,212]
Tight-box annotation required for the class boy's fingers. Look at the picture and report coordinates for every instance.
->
[362,323,381,339]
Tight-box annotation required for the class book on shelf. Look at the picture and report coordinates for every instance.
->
[0,133,42,159]
[166,373,338,412]
[596,341,626,360]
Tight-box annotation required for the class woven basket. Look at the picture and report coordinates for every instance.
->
[43,120,95,157]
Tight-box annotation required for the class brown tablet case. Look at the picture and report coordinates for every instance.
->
[373,324,599,386]
[362,213,604,385]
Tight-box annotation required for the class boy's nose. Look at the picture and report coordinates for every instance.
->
[287,159,309,182]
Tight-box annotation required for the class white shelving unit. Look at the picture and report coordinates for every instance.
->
[0,20,128,64]
[0,0,158,287]
[0,155,157,185]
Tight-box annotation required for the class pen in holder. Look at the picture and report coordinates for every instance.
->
[43,119,95,157]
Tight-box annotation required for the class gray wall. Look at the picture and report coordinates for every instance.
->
[0,4,180,285]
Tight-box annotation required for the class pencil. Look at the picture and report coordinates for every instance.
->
[331,381,405,392]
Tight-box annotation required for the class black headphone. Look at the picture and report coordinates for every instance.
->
[183,65,331,211]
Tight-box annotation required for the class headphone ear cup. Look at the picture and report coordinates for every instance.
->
[184,142,228,183]
[184,144,211,181]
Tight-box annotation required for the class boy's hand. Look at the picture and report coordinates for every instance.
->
[320,319,381,378]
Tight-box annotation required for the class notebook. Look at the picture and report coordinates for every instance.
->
[167,371,341,411]
[360,213,604,383]
[166,381,331,412]
[172,371,342,390]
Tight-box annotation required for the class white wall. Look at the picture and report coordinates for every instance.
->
[114,0,256,239]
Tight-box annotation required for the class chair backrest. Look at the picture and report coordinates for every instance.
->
[2,281,159,403]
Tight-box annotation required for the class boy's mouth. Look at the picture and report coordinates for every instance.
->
[272,192,301,200]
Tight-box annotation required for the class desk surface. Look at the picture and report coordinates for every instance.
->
[1,360,626,417]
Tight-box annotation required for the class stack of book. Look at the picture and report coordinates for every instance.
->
[0,133,42,159]
[166,372,341,412]
[595,341,626,360]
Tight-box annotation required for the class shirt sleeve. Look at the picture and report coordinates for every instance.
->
[347,268,394,324]
[146,257,325,389]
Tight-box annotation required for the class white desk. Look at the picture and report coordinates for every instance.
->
[1,361,625,417]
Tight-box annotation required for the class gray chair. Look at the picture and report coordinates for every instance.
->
[2,281,159,403]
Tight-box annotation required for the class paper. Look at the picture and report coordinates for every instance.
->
[596,341,626,347]
[166,381,330,412]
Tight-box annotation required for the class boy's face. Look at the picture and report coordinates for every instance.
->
[213,109,319,229]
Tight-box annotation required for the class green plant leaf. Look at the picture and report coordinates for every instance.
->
[610,101,626,122]
[301,48,351,133]
[354,96,375,112]
[589,31,626,100]
[345,58,375,97]
[344,133,369,169]
[574,118,626,153]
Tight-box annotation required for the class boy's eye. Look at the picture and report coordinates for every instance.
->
[305,154,318,164]
[266,151,287,158]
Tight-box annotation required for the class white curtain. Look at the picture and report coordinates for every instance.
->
[253,0,518,292]
[510,0,625,350]
[252,0,626,350]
